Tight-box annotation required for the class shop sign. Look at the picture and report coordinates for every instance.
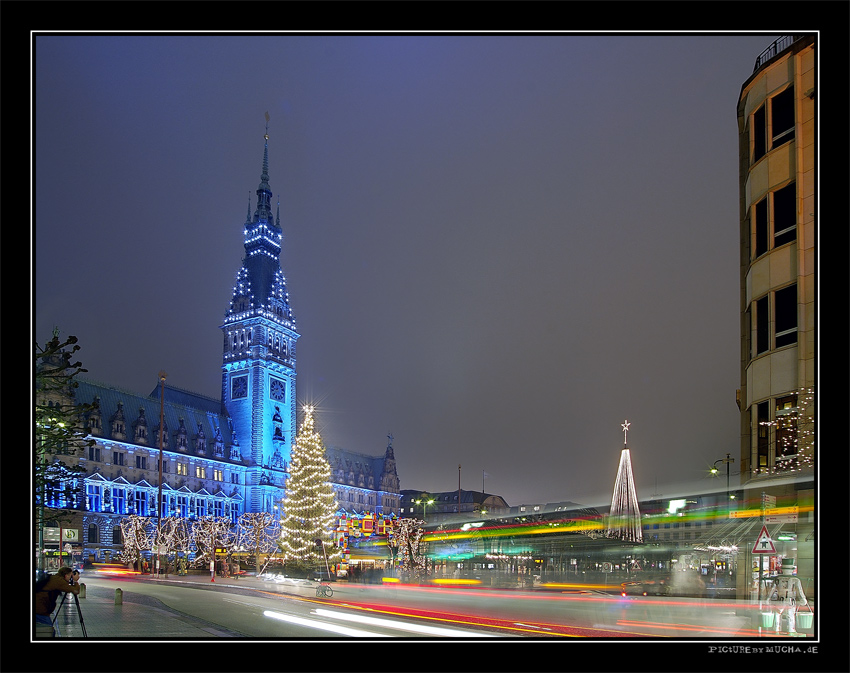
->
[62,529,80,542]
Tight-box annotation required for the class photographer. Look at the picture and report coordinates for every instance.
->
[35,566,81,637]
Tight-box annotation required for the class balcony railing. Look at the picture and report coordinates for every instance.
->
[753,35,809,72]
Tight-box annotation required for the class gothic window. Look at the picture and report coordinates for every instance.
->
[87,483,103,512]
[176,418,188,450]
[113,488,126,514]
[195,424,206,453]
[111,403,126,439]
[135,490,147,516]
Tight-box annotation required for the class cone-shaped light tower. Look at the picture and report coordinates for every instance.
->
[606,420,643,542]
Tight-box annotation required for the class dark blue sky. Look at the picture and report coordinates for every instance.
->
[34,33,786,507]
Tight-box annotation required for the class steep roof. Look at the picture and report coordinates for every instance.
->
[75,379,240,463]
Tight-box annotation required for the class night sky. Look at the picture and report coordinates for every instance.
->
[34,33,785,509]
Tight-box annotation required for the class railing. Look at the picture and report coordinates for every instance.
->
[753,35,809,72]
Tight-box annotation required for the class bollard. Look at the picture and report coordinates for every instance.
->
[78,583,86,599]
[114,588,123,605]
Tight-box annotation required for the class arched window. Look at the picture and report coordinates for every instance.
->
[88,523,99,543]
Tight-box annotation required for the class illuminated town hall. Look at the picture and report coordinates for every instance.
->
[37,126,401,565]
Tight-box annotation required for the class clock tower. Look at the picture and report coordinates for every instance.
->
[222,119,299,513]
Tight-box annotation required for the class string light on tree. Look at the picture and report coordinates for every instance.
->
[278,406,342,573]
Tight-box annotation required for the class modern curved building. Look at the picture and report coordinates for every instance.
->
[736,35,816,589]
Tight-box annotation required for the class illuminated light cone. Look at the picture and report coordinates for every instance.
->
[606,420,643,542]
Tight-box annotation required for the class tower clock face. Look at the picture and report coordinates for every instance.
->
[269,377,286,401]
[231,375,248,400]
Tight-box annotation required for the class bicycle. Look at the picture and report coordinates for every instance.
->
[315,582,334,598]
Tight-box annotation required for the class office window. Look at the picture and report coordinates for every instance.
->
[196,465,206,479]
[136,455,147,470]
[214,469,223,481]
[752,86,794,162]
[752,181,795,259]
[774,284,798,348]
[177,462,188,476]
[113,452,125,466]
[753,105,766,161]
[88,523,99,543]
[770,86,795,148]
[88,446,101,462]
[775,395,799,468]
[754,197,768,257]
[756,401,770,470]
[755,296,769,355]
[772,182,796,247]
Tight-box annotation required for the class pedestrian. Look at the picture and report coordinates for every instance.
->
[35,567,81,638]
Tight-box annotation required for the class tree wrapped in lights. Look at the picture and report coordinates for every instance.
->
[190,516,235,567]
[118,515,153,565]
[236,512,280,573]
[394,518,428,581]
[278,407,341,575]
[35,331,94,530]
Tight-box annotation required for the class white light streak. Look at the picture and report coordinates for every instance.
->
[263,610,387,637]
[312,608,496,637]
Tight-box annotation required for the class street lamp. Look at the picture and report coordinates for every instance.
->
[415,498,435,521]
[157,371,167,575]
[711,453,735,501]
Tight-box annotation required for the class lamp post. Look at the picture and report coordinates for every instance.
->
[157,371,167,576]
[415,498,434,521]
[711,453,735,502]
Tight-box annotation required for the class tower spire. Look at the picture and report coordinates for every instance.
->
[254,112,273,223]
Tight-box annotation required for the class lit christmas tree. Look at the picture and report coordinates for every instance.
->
[606,420,643,542]
[278,406,342,575]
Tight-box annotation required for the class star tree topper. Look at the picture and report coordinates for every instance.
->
[621,419,631,446]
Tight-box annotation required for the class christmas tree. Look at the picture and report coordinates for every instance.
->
[278,407,342,575]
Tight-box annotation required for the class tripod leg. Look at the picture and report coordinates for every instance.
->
[51,591,69,634]
[73,593,87,638]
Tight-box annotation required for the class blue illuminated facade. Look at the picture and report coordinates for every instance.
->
[37,123,401,565]
[221,126,299,514]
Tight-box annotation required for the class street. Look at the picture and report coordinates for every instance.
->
[74,573,803,639]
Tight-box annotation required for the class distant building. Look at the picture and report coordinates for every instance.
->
[400,489,510,523]
[37,125,401,565]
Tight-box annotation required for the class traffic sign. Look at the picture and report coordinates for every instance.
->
[752,525,777,554]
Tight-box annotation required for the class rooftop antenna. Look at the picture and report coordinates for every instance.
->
[651,477,662,499]
[264,111,270,140]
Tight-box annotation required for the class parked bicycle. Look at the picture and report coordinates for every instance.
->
[315,582,334,598]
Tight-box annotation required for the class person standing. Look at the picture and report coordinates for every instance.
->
[35,567,81,637]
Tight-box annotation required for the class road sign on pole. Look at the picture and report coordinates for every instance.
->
[752,525,777,554]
